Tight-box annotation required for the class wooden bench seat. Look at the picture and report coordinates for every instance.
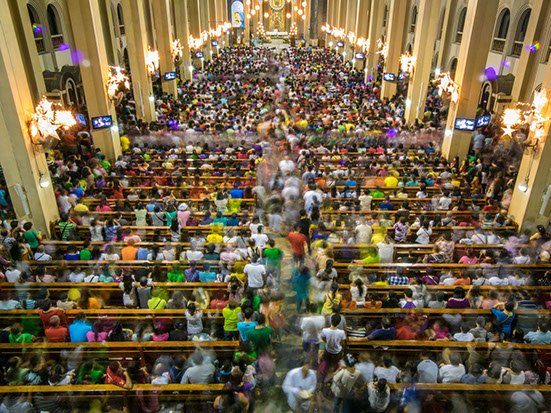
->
[346,339,551,350]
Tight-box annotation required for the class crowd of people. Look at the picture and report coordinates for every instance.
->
[0,45,550,413]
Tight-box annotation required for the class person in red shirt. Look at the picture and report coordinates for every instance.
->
[105,361,133,389]
[38,300,67,329]
[44,315,68,342]
[288,224,308,265]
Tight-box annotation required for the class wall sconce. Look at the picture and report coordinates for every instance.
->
[435,72,460,103]
[29,97,76,147]
[290,22,298,37]
[145,47,160,76]
[400,52,416,76]
[106,66,130,100]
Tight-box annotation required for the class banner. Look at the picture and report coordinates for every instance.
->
[231,1,244,28]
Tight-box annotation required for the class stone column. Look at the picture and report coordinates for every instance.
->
[441,0,499,160]
[404,0,440,123]
[436,0,458,70]
[0,0,59,233]
[174,0,192,80]
[365,0,384,80]
[68,0,122,161]
[121,0,157,122]
[508,65,551,230]
[303,0,312,40]
[380,0,409,99]
[152,0,178,96]
[510,0,550,102]
[345,0,358,60]
[325,0,334,45]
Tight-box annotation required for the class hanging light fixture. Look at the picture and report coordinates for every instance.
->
[145,47,160,76]
[106,66,130,100]
[377,38,388,60]
[39,173,50,188]
[171,39,184,62]
[29,97,76,144]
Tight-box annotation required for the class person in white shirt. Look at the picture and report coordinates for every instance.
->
[250,226,269,249]
[374,357,401,384]
[438,193,452,210]
[354,218,372,244]
[417,355,438,383]
[509,390,545,413]
[368,379,390,413]
[358,190,373,210]
[320,314,347,377]
[512,248,531,264]
[68,269,85,283]
[350,279,367,307]
[278,156,296,175]
[243,255,266,290]
[415,223,432,244]
[5,267,21,283]
[356,352,375,382]
[282,361,317,412]
[303,185,323,214]
[453,324,475,342]
[439,352,466,383]
[182,243,204,261]
[33,246,52,261]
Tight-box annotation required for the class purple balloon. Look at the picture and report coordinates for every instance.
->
[70,50,85,64]
[484,67,498,81]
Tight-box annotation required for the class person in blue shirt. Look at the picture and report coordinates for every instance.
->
[212,211,228,226]
[136,247,150,261]
[226,213,240,226]
[63,245,81,261]
[69,313,92,342]
[378,196,395,211]
[491,301,515,338]
[345,177,357,187]
[367,318,396,340]
[237,306,257,341]
[229,184,244,199]
[146,198,161,212]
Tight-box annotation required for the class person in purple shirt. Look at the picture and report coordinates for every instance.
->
[446,287,470,308]
[185,262,200,282]
[367,318,396,340]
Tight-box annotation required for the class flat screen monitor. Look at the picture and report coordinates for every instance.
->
[336,41,345,47]
[91,115,113,130]
[164,72,177,81]
[75,113,86,126]
[398,72,406,80]
[195,51,204,58]
[211,40,219,47]
[383,72,395,81]
[454,118,476,131]
[476,115,491,128]
[355,52,365,60]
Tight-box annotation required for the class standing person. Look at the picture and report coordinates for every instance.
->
[331,354,365,413]
[319,313,347,379]
[263,239,284,279]
[244,255,266,293]
[222,300,241,340]
[288,224,308,265]
[282,360,317,412]
[367,379,390,413]
[247,313,272,355]
[491,301,516,339]
[292,265,311,313]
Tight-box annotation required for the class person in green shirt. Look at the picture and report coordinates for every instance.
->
[247,314,272,355]
[167,263,184,282]
[22,222,41,252]
[79,240,93,261]
[370,188,385,199]
[222,300,241,340]
[262,239,283,278]
[9,323,34,343]
[148,289,167,310]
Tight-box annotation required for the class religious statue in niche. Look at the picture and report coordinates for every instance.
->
[269,0,285,32]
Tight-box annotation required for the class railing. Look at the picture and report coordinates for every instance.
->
[455,31,462,43]
[35,37,46,54]
[492,37,506,52]
[511,41,523,57]
[51,34,64,50]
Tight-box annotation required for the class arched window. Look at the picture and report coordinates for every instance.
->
[455,7,467,43]
[492,9,510,52]
[512,9,531,56]
[27,4,46,53]
[410,6,417,33]
[47,4,64,49]
[117,3,125,35]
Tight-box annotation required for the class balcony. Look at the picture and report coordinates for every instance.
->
[492,38,506,53]
[455,32,462,43]
[511,41,523,57]
[51,34,64,50]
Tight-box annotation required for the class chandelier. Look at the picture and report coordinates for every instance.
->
[171,39,184,62]
[145,47,160,76]
[106,66,130,100]
[435,72,460,103]
[29,97,76,143]
[501,89,550,146]
[377,38,388,60]
[400,52,416,75]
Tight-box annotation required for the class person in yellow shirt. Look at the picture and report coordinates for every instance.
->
[321,283,342,315]
[384,175,398,187]
[120,135,130,152]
